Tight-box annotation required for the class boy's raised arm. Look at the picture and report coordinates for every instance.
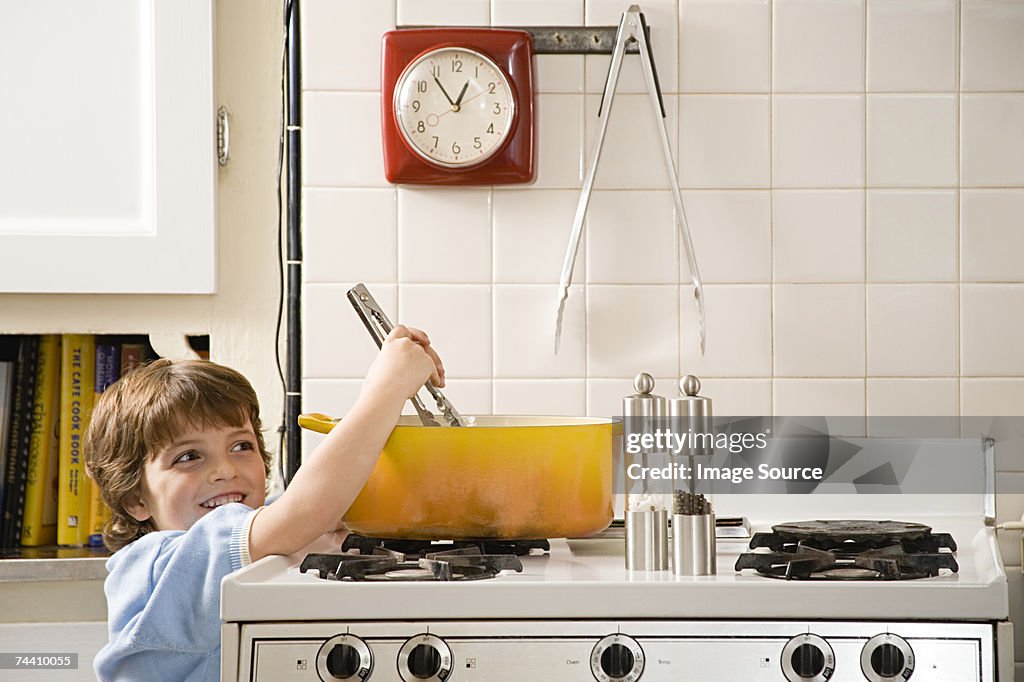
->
[248,325,442,561]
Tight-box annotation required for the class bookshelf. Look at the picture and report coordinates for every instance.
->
[0,334,209,563]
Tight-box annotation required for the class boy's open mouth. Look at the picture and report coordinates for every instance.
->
[200,493,245,509]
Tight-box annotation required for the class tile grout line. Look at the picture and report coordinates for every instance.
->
[583,0,591,416]
[677,0,683,385]
[769,0,776,416]
[489,184,496,415]
[956,0,964,421]
[863,0,869,417]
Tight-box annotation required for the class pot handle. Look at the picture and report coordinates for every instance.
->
[297,412,338,434]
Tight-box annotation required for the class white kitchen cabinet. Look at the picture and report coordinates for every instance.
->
[0,0,215,294]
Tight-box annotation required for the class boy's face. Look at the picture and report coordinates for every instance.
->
[126,422,267,532]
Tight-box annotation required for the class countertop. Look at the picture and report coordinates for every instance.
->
[0,547,109,582]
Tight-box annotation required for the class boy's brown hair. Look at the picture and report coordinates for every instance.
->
[84,358,272,552]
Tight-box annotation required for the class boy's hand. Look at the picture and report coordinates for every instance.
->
[364,325,445,400]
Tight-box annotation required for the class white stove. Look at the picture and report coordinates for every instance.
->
[220,438,1014,681]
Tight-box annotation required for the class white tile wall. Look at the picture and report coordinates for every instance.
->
[301,0,395,91]
[304,189,397,283]
[866,0,958,93]
[302,0,1024,640]
[530,94,585,188]
[587,94,679,189]
[773,379,865,416]
[397,188,491,282]
[681,284,772,377]
[866,95,958,187]
[773,284,865,377]
[679,0,771,93]
[866,378,959,417]
[492,189,582,282]
[299,0,1024,418]
[773,0,864,92]
[772,96,864,188]
[961,94,1024,186]
[961,189,1024,282]
[680,190,771,283]
[678,95,771,188]
[867,190,957,282]
[772,190,864,282]
[493,284,585,377]
[586,191,677,284]
[962,0,1024,91]
[867,284,958,376]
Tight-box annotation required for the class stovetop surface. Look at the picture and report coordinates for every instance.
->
[221,518,1008,623]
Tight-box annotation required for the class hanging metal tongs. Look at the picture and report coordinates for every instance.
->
[554,5,705,355]
[347,283,465,427]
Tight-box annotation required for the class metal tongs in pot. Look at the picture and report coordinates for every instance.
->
[554,5,705,355]
[347,283,465,427]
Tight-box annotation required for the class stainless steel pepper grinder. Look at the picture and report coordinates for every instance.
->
[669,374,716,575]
[667,374,714,458]
[623,372,669,571]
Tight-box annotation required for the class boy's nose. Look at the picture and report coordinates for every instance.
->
[209,456,238,481]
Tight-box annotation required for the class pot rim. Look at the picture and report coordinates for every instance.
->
[393,415,613,428]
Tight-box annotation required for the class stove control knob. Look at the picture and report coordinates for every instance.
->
[316,634,373,681]
[861,633,915,681]
[591,634,645,682]
[398,633,453,682]
[781,633,835,682]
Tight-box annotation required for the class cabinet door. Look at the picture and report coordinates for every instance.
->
[0,0,215,293]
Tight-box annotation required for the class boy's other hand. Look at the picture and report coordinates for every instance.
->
[365,325,445,400]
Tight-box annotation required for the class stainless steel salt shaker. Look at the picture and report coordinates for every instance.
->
[623,372,669,571]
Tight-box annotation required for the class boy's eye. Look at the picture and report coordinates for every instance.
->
[174,450,200,464]
[231,441,255,453]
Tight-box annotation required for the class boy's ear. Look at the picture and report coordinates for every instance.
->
[124,494,152,523]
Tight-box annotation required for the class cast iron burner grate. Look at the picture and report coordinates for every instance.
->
[341,534,550,558]
[300,546,525,582]
[734,520,959,580]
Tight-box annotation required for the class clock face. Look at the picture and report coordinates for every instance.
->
[393,47,516,168]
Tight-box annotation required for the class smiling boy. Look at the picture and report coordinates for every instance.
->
[85,325,443,681]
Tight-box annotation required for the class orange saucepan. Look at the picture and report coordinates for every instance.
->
[298,413,614,540]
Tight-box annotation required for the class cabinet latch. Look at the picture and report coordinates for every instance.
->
[217,106,230,166]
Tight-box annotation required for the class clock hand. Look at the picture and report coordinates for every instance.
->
[459,88,486,105]
[433,88,488,122]
[454,80,470,106]
[433,77,456,107]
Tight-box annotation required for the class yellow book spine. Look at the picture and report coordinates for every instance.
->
[20,335,61,546]
[87,484,110,546]
[86,342,118,547]
[57,335,95,547]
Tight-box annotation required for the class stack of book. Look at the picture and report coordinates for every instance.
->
[0,334,155,550]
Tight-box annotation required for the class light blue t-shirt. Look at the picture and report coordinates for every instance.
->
[94,502,258,682]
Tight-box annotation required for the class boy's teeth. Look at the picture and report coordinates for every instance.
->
[202,494,243,508]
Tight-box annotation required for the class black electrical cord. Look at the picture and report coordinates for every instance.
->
[274,0,295,486]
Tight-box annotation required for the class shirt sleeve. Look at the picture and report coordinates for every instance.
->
[95,503,259,680]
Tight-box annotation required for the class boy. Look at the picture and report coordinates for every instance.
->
[85,325,444,681]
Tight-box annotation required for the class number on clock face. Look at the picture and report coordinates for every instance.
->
[394,47,515,168]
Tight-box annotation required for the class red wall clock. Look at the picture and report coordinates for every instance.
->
[381,28,535,185]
